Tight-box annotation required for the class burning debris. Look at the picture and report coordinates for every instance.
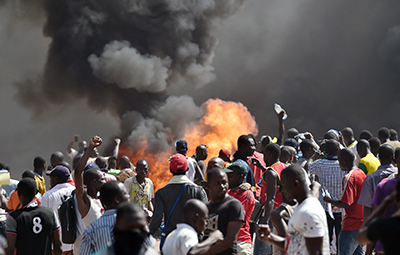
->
[120,98,258,190]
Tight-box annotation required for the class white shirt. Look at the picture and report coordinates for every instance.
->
[41,182,75,251]
[286,197,330,255]
[162,223,198,255]
[186,157,196,182]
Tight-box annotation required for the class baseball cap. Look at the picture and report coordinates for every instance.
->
[175,140,188,152]
[169,153,188,174]
[284,138,298,149]
[46,165,70,181]
[219,149,231,158]
[223,161,248,176]
[84,163,100,172]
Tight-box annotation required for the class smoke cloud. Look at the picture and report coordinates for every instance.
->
[12,0,244,153]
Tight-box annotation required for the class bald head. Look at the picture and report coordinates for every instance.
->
[115,202,147,231]
[50,151,64,167]
[287,128,299,139]
[96,156,107,169]
[341,127,354,144]
[183,199,208,221]
[390,129,398,141]
[196,145,208,161]
[207,157,225,170]
[379,144,394,164]
[83,168,104,187]
[119,156,131,169]
[359,130,373,141]
[183,199,209,234]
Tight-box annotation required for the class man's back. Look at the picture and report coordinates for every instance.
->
[150,181,207,235]
[309,158,346,212]
[41,182,75,251]
[358,153,380,176]
[6,200,60,255]
[287,197,330,255]
[358,164,397,208]
[79,209,116,255]
[341,168,366,231]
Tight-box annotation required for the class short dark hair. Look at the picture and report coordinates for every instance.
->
[287,128,299,138]
[325,140,340,156]
[378,127,390,140]
[281,164,307,184]
[359,130,373,140]
[18,178,37,199]
[357,139,370,151]
[33,156,46,169]
[324,131,339,141]
[22,170,35,179]
[99,181,125,207]
[264,143,281,159]
[300,139,314,154]
[84,169,103,186]
[390,129,398,141]
[116,202,142,221]
[369,137,381,150]
[339,148,355,163]
[96,157,107,169]
[237,135,250,149]
[341,127,354,139]
[379,144,394,162]
[207,168,226,182]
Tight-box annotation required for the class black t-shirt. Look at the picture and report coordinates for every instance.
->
[367,216,400,255]
[6,200,60,255]
[204,195,245,255]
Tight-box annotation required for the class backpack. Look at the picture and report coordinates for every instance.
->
[58,190,77,244]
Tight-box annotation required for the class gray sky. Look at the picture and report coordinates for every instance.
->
[2,0,400,180]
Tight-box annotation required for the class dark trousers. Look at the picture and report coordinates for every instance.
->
[326,212,342,249]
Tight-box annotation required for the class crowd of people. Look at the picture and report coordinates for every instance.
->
[0,112,400,255]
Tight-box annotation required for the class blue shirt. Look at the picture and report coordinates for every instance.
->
[79,209,116,255]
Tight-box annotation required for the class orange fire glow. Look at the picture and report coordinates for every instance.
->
[119,98,258,191]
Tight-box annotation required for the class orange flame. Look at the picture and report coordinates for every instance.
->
[119,98,258,191]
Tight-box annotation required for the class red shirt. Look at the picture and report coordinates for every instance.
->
[340,168,366,230]
[248,152,265,198]
[261,162,287,209]
[228,189,255,244]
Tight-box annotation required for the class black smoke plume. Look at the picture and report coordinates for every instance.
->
[14,0,244,152]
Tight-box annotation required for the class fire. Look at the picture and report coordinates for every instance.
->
[119,98,258,191]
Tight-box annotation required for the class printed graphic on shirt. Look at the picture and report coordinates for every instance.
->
[204,214,219,238]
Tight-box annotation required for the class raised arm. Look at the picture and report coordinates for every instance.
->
[74,136,102,218]
[110,138,121,158]
[67,135,78,154]
[277,110,285,145]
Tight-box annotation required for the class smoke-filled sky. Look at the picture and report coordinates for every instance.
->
[2,0,400,180]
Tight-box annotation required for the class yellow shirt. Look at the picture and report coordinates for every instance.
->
[358,153,381,176]
[34,174,46,195]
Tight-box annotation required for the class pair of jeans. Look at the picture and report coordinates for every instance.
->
[253,220,273,255]
[338,230,364,255]
[326,211,342,249]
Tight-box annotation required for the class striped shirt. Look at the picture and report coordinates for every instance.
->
[309,157,346,213]
[79,209,116,255]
